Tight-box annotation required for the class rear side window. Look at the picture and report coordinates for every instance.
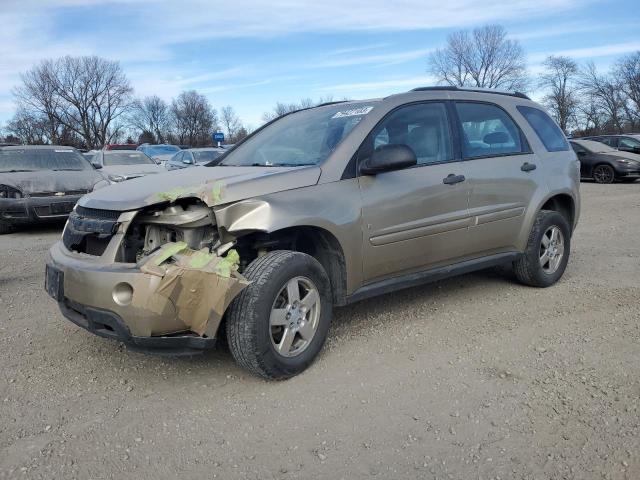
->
[517,106,569,152]
[456,102,526,159]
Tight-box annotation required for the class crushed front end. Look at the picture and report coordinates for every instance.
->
[46,200,248,355]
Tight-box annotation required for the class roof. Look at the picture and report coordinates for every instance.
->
[409,86,531,100]
[0,145,77,150]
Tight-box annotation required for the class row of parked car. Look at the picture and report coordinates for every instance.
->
[82,143,230,181]
[0,143,231,233]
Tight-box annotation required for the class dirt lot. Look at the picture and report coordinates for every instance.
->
[1,182,639,480]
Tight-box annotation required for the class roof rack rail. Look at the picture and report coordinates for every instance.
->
[410,86,531,100]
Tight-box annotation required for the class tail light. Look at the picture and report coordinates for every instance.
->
[0,185,24,199]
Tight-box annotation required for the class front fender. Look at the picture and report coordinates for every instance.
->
[213,180,364,293]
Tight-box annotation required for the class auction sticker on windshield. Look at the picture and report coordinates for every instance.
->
[332,106,374,118]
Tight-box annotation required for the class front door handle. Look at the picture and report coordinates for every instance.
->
[443,174,466,185]
[521,162,537,172]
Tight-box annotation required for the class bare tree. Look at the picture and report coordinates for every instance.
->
[129,95,170,143]
[5,109,49,144]
[170,90,217,147]
[578,62,626,133]
[14,56,133,148]
[428,24,528,91]
[220,105,242,141]
[614,51,640,128]
[538,55,579,132]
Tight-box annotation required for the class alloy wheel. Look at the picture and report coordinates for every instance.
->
[269,276,321,358]
[539,225,565,274]
[593,165,614,184]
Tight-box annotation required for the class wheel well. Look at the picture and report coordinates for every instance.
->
[540,194,575,229]
[234,226,348,305]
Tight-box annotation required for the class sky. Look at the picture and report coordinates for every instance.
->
[1,0,639,130]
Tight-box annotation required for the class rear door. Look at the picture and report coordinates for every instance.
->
[358,102,472,283]
[455,101,544,256]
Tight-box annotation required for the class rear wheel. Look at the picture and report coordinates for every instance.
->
[226,250,332,379]
[513,210,571,288]
[592,164,615,184]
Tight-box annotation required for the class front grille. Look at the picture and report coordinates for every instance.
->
[75,205,122,220]
[30,189,90,198]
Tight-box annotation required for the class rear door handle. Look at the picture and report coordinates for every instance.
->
[443,174,466,185]
[521,162,537,172]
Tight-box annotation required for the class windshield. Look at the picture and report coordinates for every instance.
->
[0,148,90,172]
[219,102,377,167]
[143,145,180,156]
[103,151,155,166]
[193,150,223,163]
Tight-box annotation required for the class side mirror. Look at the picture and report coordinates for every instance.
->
[360,144,417,175]
[183,158,193,165]
[91,162,102,169]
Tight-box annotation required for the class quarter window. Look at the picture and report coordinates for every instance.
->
[456,102,526,158]
[517,106,569,152]
[370,103,453,165]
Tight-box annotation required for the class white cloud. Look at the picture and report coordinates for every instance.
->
[529,41,640,63]
[316,76,434,94]
[314,48,434,68]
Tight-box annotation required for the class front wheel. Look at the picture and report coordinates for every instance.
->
[513,210,571,288]
[226,250,332,379]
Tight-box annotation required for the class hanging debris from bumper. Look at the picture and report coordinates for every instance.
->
[134,242,250,337]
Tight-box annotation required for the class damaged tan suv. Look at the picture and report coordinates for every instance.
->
[46,87,580,379]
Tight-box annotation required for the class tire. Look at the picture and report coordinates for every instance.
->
[226,250,332,380]
[513,210,571,288]
[592,164,615,184]
[0,221,14,235]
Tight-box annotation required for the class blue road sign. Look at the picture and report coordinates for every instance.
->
[213,131,225,142]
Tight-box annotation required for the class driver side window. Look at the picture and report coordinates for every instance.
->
[371,103,453,165]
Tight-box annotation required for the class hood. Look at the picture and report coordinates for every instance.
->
[0,169,105,195]
[601,151,640,163]
[79,165,322,211]
[102,164,163,179]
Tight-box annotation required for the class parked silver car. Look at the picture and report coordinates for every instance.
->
[90,150,163,182]
[165,147,226,171]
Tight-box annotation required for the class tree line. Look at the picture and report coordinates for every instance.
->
[1,56,250,149]
[2,26,640,147]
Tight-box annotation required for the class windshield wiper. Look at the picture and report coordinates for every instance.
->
[0,169,36,173]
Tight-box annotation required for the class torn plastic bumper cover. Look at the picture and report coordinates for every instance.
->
[47,240,249,355]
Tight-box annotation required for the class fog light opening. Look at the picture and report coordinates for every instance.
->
[112,282,134,306]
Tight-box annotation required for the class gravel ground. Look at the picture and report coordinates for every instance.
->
[1,182,639,480]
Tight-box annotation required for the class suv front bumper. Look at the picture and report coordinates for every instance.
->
[46,241,218,355]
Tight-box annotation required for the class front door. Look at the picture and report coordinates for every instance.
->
[358,102,472,283]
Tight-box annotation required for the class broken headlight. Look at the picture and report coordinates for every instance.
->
[121,201,218,263]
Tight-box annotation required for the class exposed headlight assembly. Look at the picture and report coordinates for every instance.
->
[108,174,126,183]
[0,184,24,199]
